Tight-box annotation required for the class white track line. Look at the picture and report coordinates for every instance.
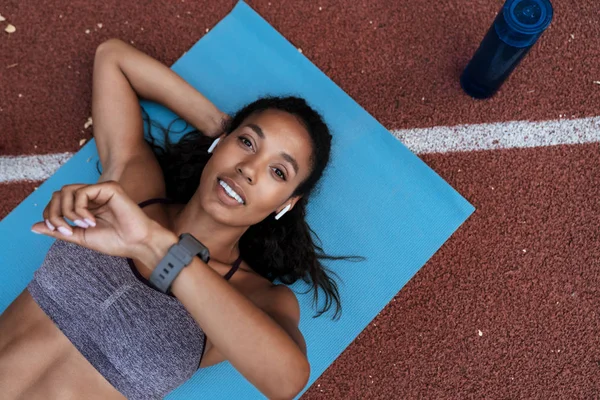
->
[0,152,73,183]
[1,117,599,183]
[392,116,600,155]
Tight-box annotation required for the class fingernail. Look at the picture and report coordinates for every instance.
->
[45,219,56,231]
[57,226,73,236]
[84,218,96,227]
[31,229,42,234]
[74,219,89,228]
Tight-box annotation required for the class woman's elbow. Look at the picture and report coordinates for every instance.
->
[274,359,311,400]
[94,38,126,63]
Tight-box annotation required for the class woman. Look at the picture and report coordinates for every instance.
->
[0,39,362,399]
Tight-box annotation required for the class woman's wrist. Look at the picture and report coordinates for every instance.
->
[135,224,179,273]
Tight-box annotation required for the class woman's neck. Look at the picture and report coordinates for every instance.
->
[167,200,246,265]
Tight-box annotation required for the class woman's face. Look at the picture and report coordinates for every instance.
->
[198,109,314,227]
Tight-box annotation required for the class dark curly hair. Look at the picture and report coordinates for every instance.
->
[100,96,365,320]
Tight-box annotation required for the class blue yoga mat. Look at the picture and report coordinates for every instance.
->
[0,1,474,398]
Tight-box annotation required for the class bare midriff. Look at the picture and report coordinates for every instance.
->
[0,289,125,400]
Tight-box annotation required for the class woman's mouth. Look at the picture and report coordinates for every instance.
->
[216,178,246,206]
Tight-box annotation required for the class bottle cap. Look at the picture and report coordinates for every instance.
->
[496,0,553,47]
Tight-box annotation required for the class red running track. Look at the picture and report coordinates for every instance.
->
[1,0,599,398]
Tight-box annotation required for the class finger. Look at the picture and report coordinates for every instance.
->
[61,185,91,229]
[31,220,86,244]
[41,191,58,231]
[47,191,73,236]
[77,180,123,209]
[73,186,98,227]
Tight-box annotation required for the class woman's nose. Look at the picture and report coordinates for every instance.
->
[237,166,254,184]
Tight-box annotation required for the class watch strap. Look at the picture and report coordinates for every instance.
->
[178,233,210,264]
[149,233,210,293]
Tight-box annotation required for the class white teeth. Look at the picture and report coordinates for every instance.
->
[219,179,244,204]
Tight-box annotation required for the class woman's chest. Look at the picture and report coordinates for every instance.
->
[29,241,207,391]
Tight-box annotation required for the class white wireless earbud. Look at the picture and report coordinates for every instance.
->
[275,204,291,220]
[207,138,221,154]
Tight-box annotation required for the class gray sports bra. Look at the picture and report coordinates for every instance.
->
[26,198,242,399]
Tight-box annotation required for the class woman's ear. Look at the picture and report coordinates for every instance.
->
[275,196,301,220]
[278,195,302,214]
[216,132,227,144]
[208,133,227,153]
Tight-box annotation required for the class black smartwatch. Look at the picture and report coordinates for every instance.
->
[149,233,210,294]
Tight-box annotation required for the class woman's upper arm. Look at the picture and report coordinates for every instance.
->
[92,40,165,202]
[92,39,145,176]
[199,285,307,370]
[98,150,166,205]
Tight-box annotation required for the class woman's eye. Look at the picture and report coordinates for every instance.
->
[239,137,253,148]
[273,168,286,180]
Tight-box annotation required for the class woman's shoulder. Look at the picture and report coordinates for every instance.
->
[233,260,276,290]
[238,262,298,310]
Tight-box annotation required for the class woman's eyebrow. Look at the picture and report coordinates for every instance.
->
[246,123,299,175]
[247,123,265,139]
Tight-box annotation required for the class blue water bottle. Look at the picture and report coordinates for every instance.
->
[460,0,553,99]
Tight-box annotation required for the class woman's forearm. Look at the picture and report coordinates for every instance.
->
[97,38,227,136]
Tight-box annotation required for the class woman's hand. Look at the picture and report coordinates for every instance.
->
[30,181,160,260]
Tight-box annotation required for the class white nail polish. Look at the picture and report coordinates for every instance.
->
[45,220,56,231]
[84,218,96,227]
[58,226,73,236]
[74,219,89,228]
